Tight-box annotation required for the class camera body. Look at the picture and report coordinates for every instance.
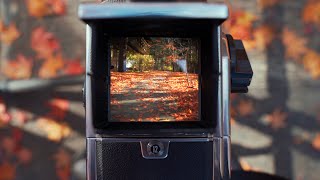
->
[80,1,252,180]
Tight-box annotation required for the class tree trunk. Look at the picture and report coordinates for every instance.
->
[117,38,127,72]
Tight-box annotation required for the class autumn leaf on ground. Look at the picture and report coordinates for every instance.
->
[1,137,16,155]
[239,159,252,171]
[26,0,66,18]
[302,50,320,79]
[31,27,60,59]
[224,10,257,40]
[36,117,71,142]
[282,28,308,60]
[302,0,320,27]
[47,98,70,120]
[2,55,33,80]
[253,25,275,49]
[17,148,32,165]
[49,0,66,15]
[0,162,16,180]
[39,54,64,78]
[265,109,288,130]
[26,0,51,18]
[53,148,71,180]
[258,0,280,9]
[63,60,85,75]
[312,133,320,151]
[0,98,10,126]
[0,22,20,45]
[237,99,254,117]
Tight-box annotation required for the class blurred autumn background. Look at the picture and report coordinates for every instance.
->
[0,0,320,180]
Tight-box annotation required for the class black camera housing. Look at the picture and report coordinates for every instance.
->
[80,2,252,180]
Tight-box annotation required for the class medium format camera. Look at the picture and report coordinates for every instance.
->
[79,1,253,179]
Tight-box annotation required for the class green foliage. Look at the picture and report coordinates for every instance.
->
[127,53,154,72]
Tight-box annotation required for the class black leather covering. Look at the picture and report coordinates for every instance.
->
[96,141,213,180]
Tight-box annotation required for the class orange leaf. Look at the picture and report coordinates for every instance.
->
[47,98,70,120]
[17,148,33,165]
[239,159,252,171]
[63,60,85,75]
[39,54,64,78]
[312,133,320,151]
[302,50,320,79]
[1,137,16,155]
[49,0,66,15]
[302,0,320,27]
[26,0,51,18]
[31,27,60,59]
[282,28,308,60]
[224,10,256,40]
[26,0,66,18]
[2,55,33,79]
[0,98,10,125]
[237,99,254,117]
[53,148,71,180]
[253,25,275,49]
[0,162,16,180]
[0,22,20,45]
[36,117,71,142]
[265,109,288,130]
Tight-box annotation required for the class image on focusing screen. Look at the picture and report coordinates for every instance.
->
[110,37,200,122]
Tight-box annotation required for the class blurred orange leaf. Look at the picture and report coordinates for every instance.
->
[224,10,256,40]
[2,55,33,79]
[53,148,71,180]
[282,28,308,60]
[302,50,320,79]
[312,133,320,151]
[0,162,16,180]
[1,137,16,155]
[17,148,33,165]
[302,0,320,27]
[31,27,60,59]
[237,99,254,117]
[239,159,252,171]
[36,117,71,142]
[63,60,85,75]
[0,98,10,126]
[49,0,66,15]
[39,54,64,78]
[265,109,288,130]
[47,98,70,120]
[26,0,51,18]
[26,0,66,18]
[0,22,20,45]
[253,25,275,49]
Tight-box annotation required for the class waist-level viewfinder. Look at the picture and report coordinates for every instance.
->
[80,1,252,180]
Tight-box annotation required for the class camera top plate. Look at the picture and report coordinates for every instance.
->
[79,3,228,21]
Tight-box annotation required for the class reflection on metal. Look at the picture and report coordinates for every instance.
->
[222,52,231,136]
[213,137,223,180]
[86,25,95,137]
[221,33,232,179]
[222,137,231,179]
[87,138,97,180]
[79,3,228,20]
